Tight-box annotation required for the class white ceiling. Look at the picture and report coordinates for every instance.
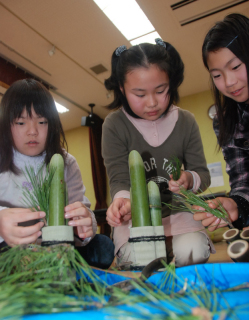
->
[0,0,249,131]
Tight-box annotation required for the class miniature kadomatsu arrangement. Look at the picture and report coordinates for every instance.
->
[128,150,166,269]
[23,153,74,246]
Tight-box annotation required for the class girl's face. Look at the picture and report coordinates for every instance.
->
[207,47,249,104]
[11,106,48,157]
[121,64,170,120]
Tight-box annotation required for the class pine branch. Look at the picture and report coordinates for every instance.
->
[169,156,182,181]
[21,165,56,223]
[166,187,233,228]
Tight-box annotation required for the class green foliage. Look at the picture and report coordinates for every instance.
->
[169,156,182,181]
[0,245,246,319]
[22,165,56,223]
[0,244,107,317]
[166,187,233,228]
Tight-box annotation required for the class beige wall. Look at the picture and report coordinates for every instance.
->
[65,90,231,208]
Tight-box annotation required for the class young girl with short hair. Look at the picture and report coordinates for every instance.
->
[102,39,214,267]
[0,79,114,269]
[194,14,249,231]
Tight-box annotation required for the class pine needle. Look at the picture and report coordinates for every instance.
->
[0,245,247,319]
[21,164,56,223]
[165,187,234,228]
[169,156,182,181]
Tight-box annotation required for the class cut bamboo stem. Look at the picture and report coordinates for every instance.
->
[148,181,162,226]
[48,154,65,226]
[129,150,151,227]
[223,228,240,244]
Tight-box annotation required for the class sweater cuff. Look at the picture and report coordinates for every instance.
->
[114,190,130,200]
[229,195,249,229]
[185,171,201,193]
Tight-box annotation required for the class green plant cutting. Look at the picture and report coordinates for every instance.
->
[167,187,234,228]
[169,156,182,181]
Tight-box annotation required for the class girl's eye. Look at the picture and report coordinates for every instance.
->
[233,64,241,70]
[136,94,145,98]
[212,74,221,79]
[156,89,165,94]
[16,121,24,125]
[39,121,48,125]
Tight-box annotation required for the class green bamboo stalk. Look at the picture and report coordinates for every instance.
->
[147,181,162,226]
[129,150,151,227]
[48,154,65,226]
[64,182,70,226]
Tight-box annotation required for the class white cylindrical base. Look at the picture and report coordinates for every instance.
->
[129,225,166,269]
[42,225,74,243]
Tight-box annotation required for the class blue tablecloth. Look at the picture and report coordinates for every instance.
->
[23,263,249,320]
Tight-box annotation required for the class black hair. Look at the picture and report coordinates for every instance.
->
[202,13,249,148]
[0,78,67,174]
[104,41,184,118]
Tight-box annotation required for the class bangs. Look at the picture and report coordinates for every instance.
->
[7,81,56,123]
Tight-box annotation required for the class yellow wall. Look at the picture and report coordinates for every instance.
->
[64,126,112,209]
[65,90,231,207]
[64,127,96,209]
[178,90,230,194]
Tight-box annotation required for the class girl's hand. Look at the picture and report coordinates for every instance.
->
[106,198,131,227]
[65,202,93,239]
[193,197,238,231]
[0,208,45,247]
[168,171,193,193]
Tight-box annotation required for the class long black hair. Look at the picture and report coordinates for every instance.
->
[0,79,67,174]
[202,13,249,148]
[104,40,184,118]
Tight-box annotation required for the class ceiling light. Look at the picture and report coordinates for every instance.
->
[55,101,69,113]
[93,0,161,44]
[48,45,56,57]
[130,31,161,46]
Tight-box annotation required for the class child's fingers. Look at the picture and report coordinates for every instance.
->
[68,216,92,227]
[192,205,205,212]
[4,222,43,247]
[65,206,89,219]
[122,213,132,222]
[106,215,121,227]
[12,210,46,224]
[119,199,131,217]
[193,212,215,224]
[112,198,130,215]
[206,199,219,209]
[78,230,93,239]
[15,222,44,237]
[106,204,122,225]
[207,218,222,232]
[65,201,82,212]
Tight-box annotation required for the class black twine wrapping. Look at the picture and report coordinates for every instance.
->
[128,235,166,243]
